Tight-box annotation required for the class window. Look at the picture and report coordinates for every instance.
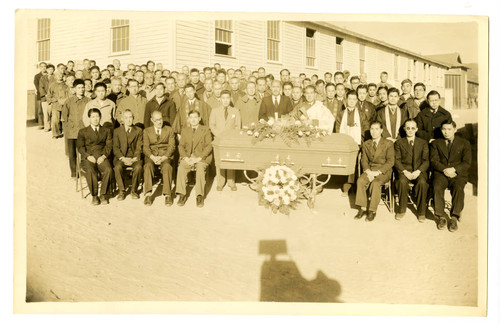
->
[306,28,316,67]
[267,21,280,62]
[336,37,344,71]
[111,19,130,53]
[394,54,399,80]
[359,44,366,74]
[37,18,50,61]
[407,59,412,79]
[215,20,233,56]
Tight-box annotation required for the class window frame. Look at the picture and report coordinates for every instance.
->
[215,20,234,57]
[336,37,344,71]
[359,44,366,74]
[110,19,130,56]
[267,20,282,64]
[305,27,317,69]
[37,18,50,62]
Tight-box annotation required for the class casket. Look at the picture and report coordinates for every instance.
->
[212,129,359,175]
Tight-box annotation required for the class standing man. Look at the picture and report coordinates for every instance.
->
[173,83,210,134]
[61,79,91,178]
[144,82,176,128]
[142,111,177,206]
[170,73,187,109]
[236,81,261,128]
[115,79,148,128]
[280,69,291,83]
[190,68,205,99]
[206,81,223,114]
[209,90,241,191]
[81,59,91,80]
[415,90,452,142]
[377,71,392,89]
[376,88,409,142]
[430,121,471,232]
[258,80,293,121]
[34,62,47,128]
[398,79,413,107]
[46,70,67,138]
[349,76,361,91]
[229,76,245,105]
[394,119,429,222]
[176,110,213,208]
[403,82,429,119]
[113,109,143,201]
[256,77,271,101]
[107,76,126,106]
[140,71,156,101]
[39,64,55,132]
[76,108,113,205]
[366,83,379,106]
[356,84,376,124]
[290,86,304,109]
[82,82,115,131]
[354,121,395,221]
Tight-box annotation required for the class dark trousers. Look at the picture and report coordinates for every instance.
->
[433,172,467,218]
[66,138,77,177]
[35,99,43,125]
[113,159,143,193]
[143,156,173,195]
[81,158,112,197]
[355,172,391,212]
[396,172,428,215]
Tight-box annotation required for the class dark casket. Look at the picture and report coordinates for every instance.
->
[212,129,359,175]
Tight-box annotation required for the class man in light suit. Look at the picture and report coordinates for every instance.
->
[209,90,241,191]
[113,109,144,201]
[76,108,113,205]
[394,119,429,222]
[142,110,176,206]
[430,120,472,232]
[258,80,293,121]
[354,121,395,221]
[176,110,213,207]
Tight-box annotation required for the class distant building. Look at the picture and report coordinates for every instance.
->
[26,13,477,109]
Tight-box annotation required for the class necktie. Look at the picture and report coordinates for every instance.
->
[373,140,377,151]
[156,129,160,141]
[274,97,279,109]
[224,107,228,120]
[409,139,414,147]
[94,127,99,135]
[446,139,452,155]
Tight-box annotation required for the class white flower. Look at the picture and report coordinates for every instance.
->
[247,130,253,135]
[294,120,301,126]
[298,130,304,137]
[259,119,266,124]
[272,198,280,206]
[305,131,311,136]
[283,195,290,205]
[250,122,255,127]
[315,133,320,138]
[268,118,275,126]
[254,131,260,137]
[300,115,307,121]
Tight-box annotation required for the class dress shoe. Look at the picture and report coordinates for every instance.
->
[417,214,426,223]
[165,195,173,206]
[196,195,204,207]
[354,209,365,219]
[395,212,405,220]
[437,216,447,230]
[229,185,237,191]
[91,196,100,205]
[144,195,153,206]
[117,191,126,201]
[449,216,458,232]
[177,194,187,206]
[100,195,109,205]
[216,186,223,191]
[365,211,376,222]
[130,191,140,199]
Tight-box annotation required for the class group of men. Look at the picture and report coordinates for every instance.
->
[32,59,472,231]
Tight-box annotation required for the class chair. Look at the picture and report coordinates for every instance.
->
[76,151,98,199]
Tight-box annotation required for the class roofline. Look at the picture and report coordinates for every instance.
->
[309,22,451,69]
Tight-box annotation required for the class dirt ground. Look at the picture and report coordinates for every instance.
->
[23,109,479,305]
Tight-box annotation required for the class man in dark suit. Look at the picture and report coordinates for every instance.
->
[144,83,176,128]
[142,110,176,206]
[258,80,293,120]
[415,90,452,142]
[34,62,47,128]
[113,109,143,201]
[394,119,429,222]
[176,110,213,208]
[356,84,376,124]
[76,108,113,205]
[354,121,395,221]
[430,120,472,232]
[376,88,409,143]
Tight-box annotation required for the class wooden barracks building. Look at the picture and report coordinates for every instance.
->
[24,12,478,110]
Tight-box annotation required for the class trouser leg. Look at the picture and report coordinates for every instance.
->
[113,160,126,192]
[98,159,112,195]
[81,159,99,197]
[143,159,155,194]
[175,160,190,195]
[41,102,50,130]
[131,160,143,193]
[51,109,61,137]
[414,173,429,216]
[449,177,466,218]
[161,160,173,195]
[433,172,449,217]
[195,162,208,196]
[368,178,385,212]
[396,174,410,213]
[66,138,77,177]
[355,173,370,208]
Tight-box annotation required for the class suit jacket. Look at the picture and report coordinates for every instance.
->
[143,125,176,159]
[397,94,413,108]
[230,89,245,106]
[258,95,293,120]
[209,105,241,138]
[76,125,113,160]
[38,74,56,102]
[430,136,472,179]
[394,136,429,174]
[360,138,395,177]
[334,105,370,140]
[376,105,409,140]
[236,94,261,127]
[192,82,205,99]
[415,106,452,141]
[144,96,177,128]
[178,125,213,164]
[356,100,376,124]
[34,72,44,100]
[113,125,143,160]
[62,95,91,139]
[169,88,186,112]
[403,97,429,119]
[115,95,148,127]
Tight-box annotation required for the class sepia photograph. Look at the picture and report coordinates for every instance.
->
[12,6,491,318]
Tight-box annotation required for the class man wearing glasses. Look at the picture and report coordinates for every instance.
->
[394,119,429,222]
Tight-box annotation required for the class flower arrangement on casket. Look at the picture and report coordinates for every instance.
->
[255,164,309,215]
[241,115,329,147]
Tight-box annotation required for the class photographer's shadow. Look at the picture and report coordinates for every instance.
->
[259,240,342,303]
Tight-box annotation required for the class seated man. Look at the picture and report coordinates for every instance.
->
[176,110,213,208]
[430,120,472,232]
[76,108,113,205]
[394,119,429,222]
[354,121,395,221]
[142,111,176,206]
[113,109,144,201]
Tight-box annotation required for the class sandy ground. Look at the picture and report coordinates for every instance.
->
[24,110,478,305]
